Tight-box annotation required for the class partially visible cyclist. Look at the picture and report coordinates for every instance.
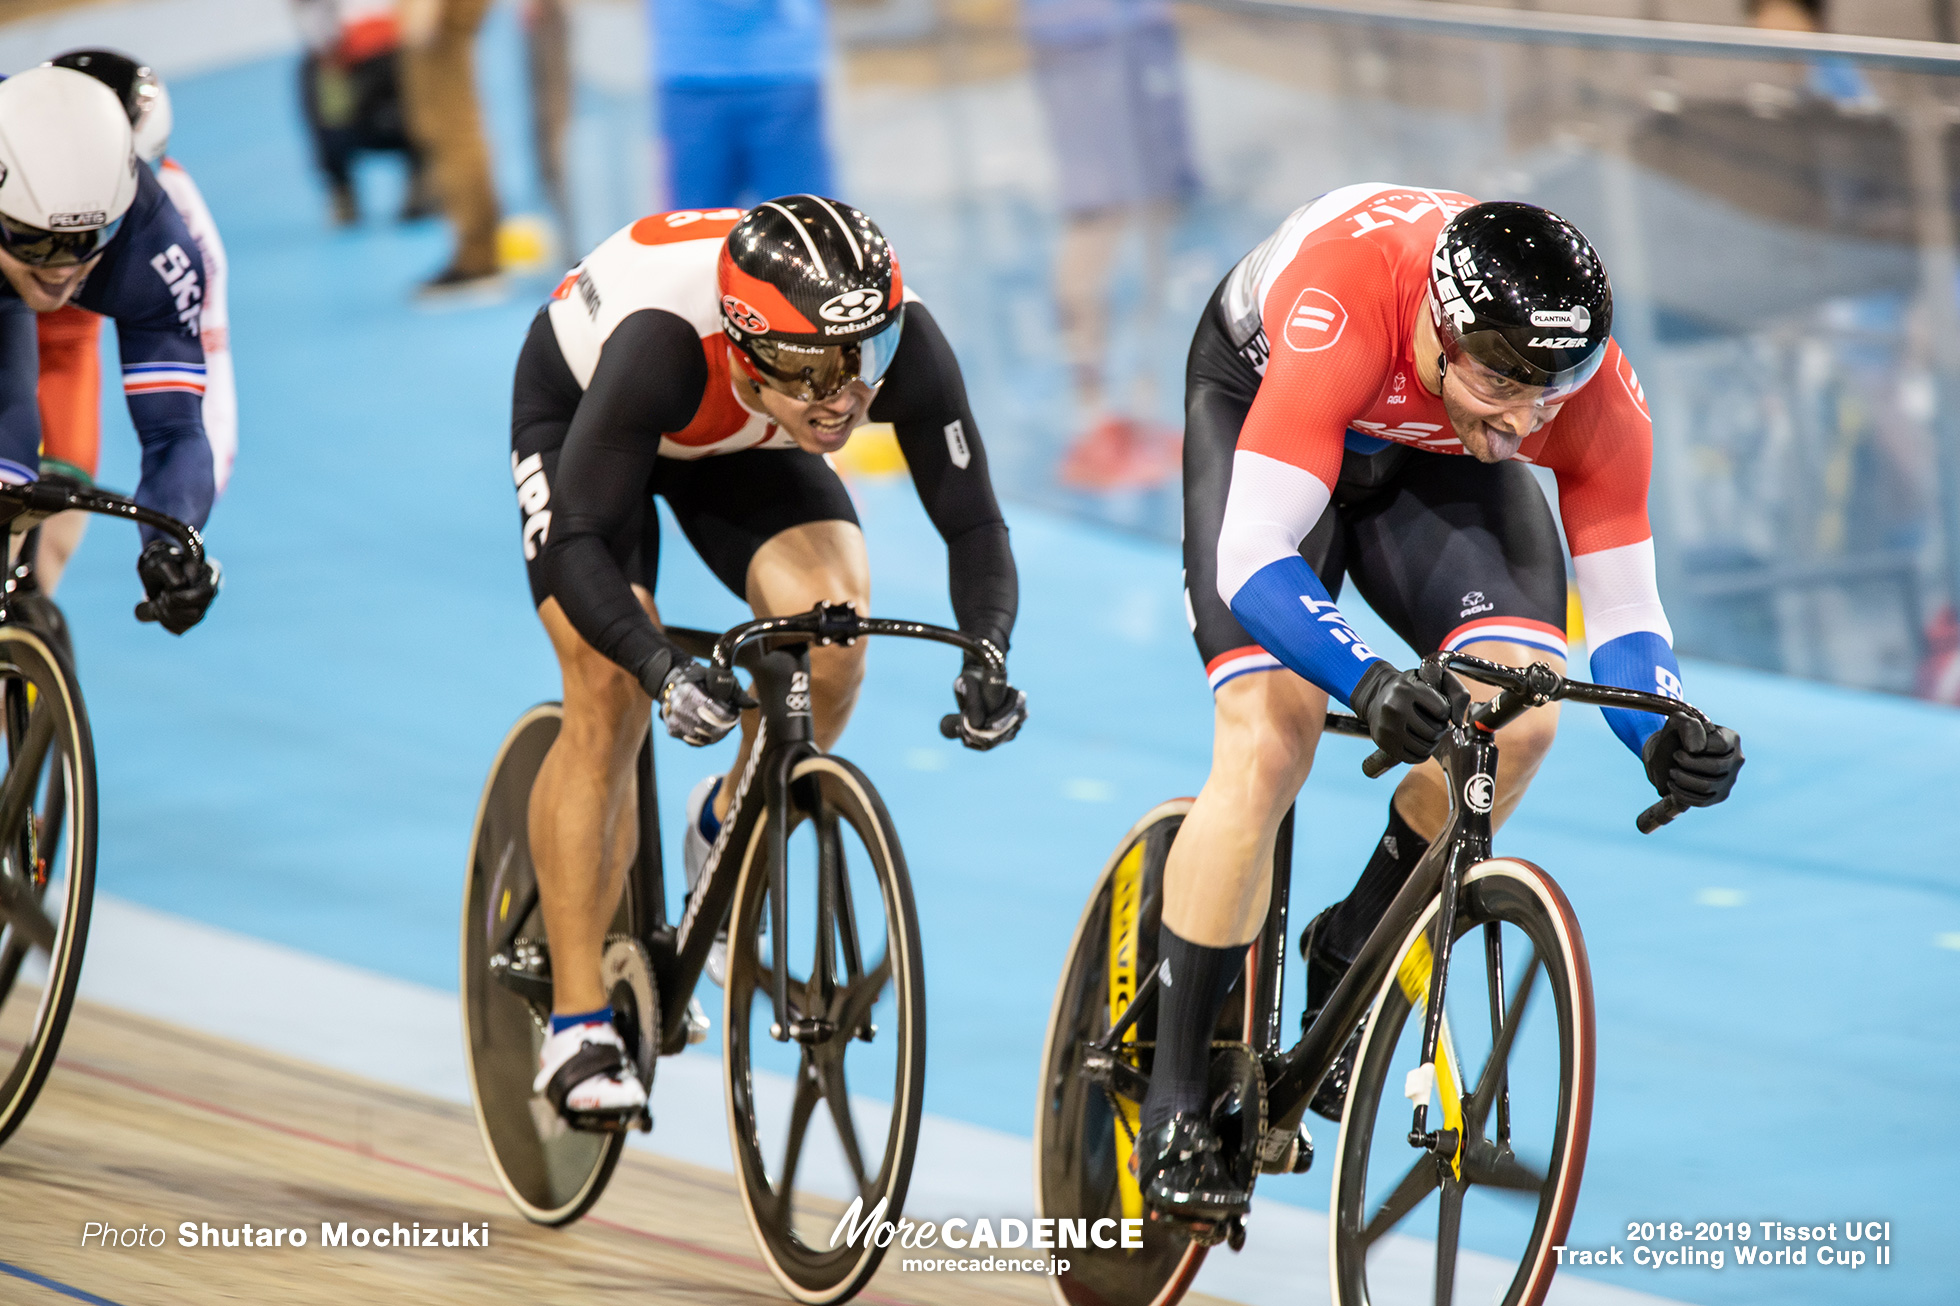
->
[32,49,235,613]
[1138,187,1745,1220]
[511,197,1025,1127]
[0,65,221,638]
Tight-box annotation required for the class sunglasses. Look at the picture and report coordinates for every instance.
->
[738,322,903,403]
[0,212,122,268]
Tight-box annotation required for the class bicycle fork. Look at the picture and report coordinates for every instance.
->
[1405,724,1497,1167]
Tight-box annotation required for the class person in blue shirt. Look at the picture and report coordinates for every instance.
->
[651,0,835,208]
[0,66,220,634]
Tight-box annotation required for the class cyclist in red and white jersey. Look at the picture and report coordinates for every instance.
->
[511,197,1025,1126]
[1136,185,1746,1218]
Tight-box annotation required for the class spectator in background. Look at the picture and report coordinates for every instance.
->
[293,0,432,226]
[1747,0,1877,107]
[399,0,504,298]
[652,0,834,209]
[1025,0,1198,493]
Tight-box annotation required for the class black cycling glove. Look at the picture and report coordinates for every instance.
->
[1641,715,1744,807]
[646,655,754,747]
[943,659,1026,751]
[1350,660,1453,765]
[135,539,221,635]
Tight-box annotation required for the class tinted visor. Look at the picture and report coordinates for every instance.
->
[0,212,122,268]
[745,316,904,403]
[1445,326,1605,403]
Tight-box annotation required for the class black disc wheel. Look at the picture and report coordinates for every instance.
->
[0,624,96,1147]
[724,755,925,1305]
[1035,799,1227,1306]
[1329,858,1595,1306]
[461,703,638,1225]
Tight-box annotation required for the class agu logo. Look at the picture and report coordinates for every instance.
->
[1283,288,1347,353]
[722,295,769,334]
[819,288,884,324]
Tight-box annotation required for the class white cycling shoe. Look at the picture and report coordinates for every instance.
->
[535,1020,647,1126]
[684,774,730,987]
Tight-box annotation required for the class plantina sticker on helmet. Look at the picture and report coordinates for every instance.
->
[719,194,906,403]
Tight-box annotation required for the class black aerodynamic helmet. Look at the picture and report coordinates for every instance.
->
[1428,201,1612,401]
[718,195,904,402]
[49,49,170,166]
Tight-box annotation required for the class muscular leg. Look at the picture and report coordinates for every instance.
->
[711,519,870,823]
[1141,669,1322,1145]
[530,587,659,1016]
[34,512,86,595]
[1162,670,1327,946]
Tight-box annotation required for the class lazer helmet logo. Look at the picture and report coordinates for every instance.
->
[1529,305,1591,332]
[819,288,884,324]
[721,295,768,335]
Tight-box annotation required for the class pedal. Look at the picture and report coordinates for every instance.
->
[491,938,552,1006]
[1226,1213,1247,1252]
[1081,1043,1151,1103]
[1259,1119,1314,1175]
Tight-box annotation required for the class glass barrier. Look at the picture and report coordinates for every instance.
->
[565,0,1960,700]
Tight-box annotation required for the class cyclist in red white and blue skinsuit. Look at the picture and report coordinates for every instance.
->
[0,67,219,634]
[1134,184,1747,1220]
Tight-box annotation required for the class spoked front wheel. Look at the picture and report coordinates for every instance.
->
[1329,858,1595,1306]
[0,625,96,1147]
[724,755,925,1305]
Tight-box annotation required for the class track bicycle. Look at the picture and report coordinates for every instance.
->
[462,602,1005,1304]
[1036,652,1704,1306]
[0,477,207,1147]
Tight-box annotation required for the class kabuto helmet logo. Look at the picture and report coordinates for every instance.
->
[721,295,768,335]
[819,287,883,324]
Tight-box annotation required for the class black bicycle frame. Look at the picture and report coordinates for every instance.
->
[1099,651,1707,1156]
[625,604,1003,1053]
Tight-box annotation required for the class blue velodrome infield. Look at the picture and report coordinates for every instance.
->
[28,38,1960,1306]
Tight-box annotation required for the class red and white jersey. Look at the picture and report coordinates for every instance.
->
[1214,182,1668,660]
[156,158,235,495]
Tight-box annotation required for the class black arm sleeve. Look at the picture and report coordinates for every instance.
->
[868,302,1019,656]
[541,308,706,679]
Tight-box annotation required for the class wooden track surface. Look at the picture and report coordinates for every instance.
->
[0,996,1242,1306]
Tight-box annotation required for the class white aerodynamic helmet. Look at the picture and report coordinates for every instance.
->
[0,65,139,267]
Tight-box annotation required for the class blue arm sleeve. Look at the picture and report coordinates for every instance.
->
[1588,629,1684,754]
[1227,555,1385,705]
[76,166,215,542]
[120,325,215,536]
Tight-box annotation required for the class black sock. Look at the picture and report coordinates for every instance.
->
[1139,926,1248,1134]
[1321,799,1430,964]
